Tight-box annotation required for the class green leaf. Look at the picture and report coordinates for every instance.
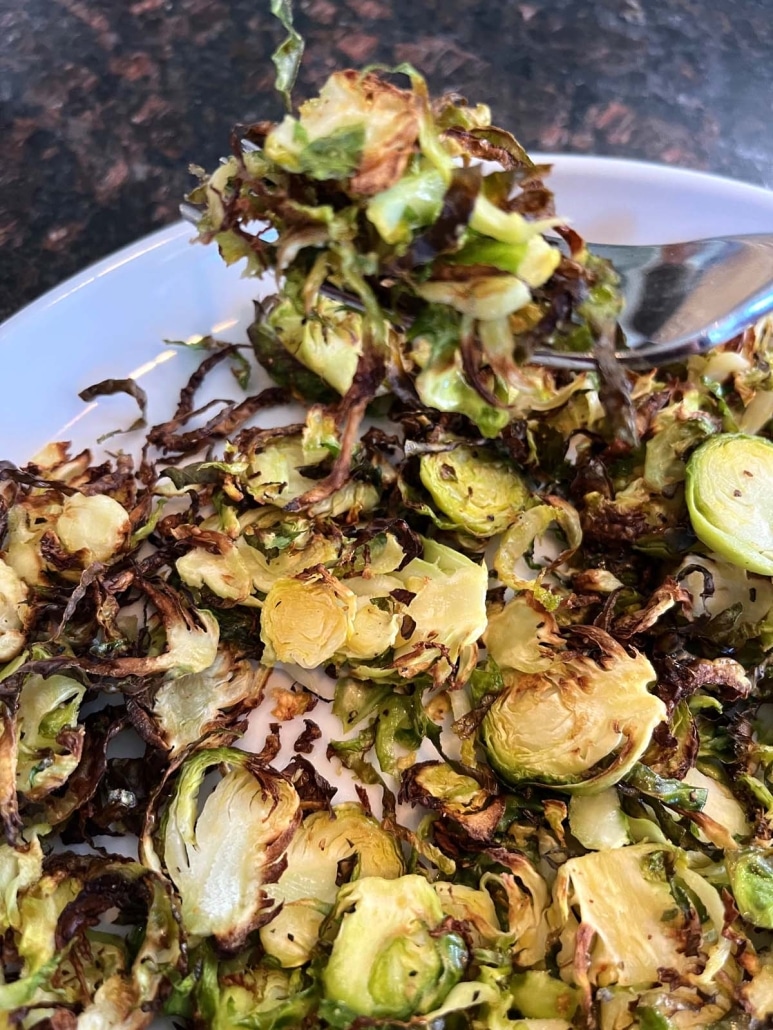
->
[626,763,708,812]
[300,126,365,181]
[270,0,305,113]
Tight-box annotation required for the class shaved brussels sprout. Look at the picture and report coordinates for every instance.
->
[0,835,43,934]
[418,445,530,537]
[265,70,422,193]
[1,858,182,1029]
[392,538,487,676]
[0,559,29,661]
[321,875,467,1024]
[56,492,130,565]
[739,953,773,1023]
[432,881,508,949]
[196,952,316,1030]
[483,597,563,674]
[261,572,355,668]
[568,789,630,851]
[552,844,728,987]
[726,848,773,929]
[508,971,580,1021]
[142,747,300,950]
[261,802,404,966]
[481,632,666,792]
[268,295,363,396]
[686,434,773,575]
[148,650,268,756]
[8,25,773,1030]
[16,672,85,799]
[366,165,446,244]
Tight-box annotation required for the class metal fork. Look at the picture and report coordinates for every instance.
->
[180,202,773,371]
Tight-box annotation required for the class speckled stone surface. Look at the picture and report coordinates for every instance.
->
[2,0,772,322]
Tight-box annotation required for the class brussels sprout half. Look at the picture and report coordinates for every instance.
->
[260,802,404,966]
[418,445,530,538]
[686,433,773,575]
[142,747,300,950]
[481,631,666,793]
[321,875,467,1023]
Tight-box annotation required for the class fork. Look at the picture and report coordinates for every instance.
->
[180,202,773,371]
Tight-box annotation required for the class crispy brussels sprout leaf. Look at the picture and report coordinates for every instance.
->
[16,672,85,800]
[270,0,304,112]
[0,559,30,661]
[267,296,363,397]
[143,651,269,757]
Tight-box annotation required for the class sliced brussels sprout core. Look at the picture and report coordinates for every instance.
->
[418,446,530,537]
[322,875,467,1022]
[146,748,300,949]
[686,433,773,575]
[481,632,666,792]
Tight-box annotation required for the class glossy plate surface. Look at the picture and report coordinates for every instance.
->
[3,154,773,462]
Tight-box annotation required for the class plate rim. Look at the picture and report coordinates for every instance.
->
[3,154,773,343]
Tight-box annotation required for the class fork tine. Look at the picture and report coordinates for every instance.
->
[180,201,204,226]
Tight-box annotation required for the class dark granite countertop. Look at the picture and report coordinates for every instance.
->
[2,0,772,323]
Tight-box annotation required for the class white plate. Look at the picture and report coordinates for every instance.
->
[3,154,773,463]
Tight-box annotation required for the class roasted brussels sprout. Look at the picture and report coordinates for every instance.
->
[726,848,773,929]
[142,748,300,950]
[55,492,131,565]
[321,875,468,1024]
[418,445,530,538]
[261,571,356,669]
[552,844,730,987]
[16,672,85,800]
[481,631,666,792]
[260,802,404,966]
[686,433,773,575]
[0,559,29,661]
